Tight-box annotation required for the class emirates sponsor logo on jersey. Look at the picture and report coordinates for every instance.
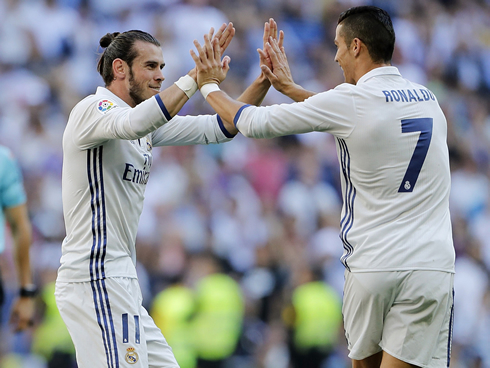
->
[97,99,118,114]
[122,154,152,185]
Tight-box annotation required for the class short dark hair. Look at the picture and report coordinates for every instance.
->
[337,6,395,64]
[97,30,161,86]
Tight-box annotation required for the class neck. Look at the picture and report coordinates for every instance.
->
[353,61,391,84]
[107,81,135,107]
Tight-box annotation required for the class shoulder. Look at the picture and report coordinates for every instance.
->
[0,146,23,189]
[305,83,357,110]
[71,92,121,118]
[0,146,10,160]
[0,146,18,170]
[67,94,124,135]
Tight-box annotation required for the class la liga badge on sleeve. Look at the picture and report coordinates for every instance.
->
[97,99,118,114]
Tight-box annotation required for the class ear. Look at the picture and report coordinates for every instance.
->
[112,58,128,80]
[351,38,362,57]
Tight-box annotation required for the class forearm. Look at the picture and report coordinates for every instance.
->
[237,74,271,106]
[217,74,270,135]
[14,228,32,286]
[280,83,316,102]
[155,69,199,119]
[6,205,33,286]
[206,90,247,128]
[157,83,191,118]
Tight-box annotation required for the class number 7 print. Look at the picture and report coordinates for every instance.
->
[398,118,433,193]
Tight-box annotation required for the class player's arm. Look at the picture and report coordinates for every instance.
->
[5,203,35,332]
[214,19,285,135]
[190,31,315,124]
[237,19,284,106]
[74,24,236,149]
[190,34,242,125]
[151,113,235,146]
[191,34,355,139]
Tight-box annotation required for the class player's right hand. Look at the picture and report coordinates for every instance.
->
[213,22,235,54]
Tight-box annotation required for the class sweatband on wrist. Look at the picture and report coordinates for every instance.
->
[174,75,198,98]
[200,83,220,100]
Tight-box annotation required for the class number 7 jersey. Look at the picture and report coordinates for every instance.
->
[235,66,455,273]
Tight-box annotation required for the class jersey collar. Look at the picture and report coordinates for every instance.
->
[356,66,401,85]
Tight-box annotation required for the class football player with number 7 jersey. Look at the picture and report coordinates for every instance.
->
[191,6,455,368]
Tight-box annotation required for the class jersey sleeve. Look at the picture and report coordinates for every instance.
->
[0,149,26,209]
[151,114,234,147]
[236,84,357,139]
[70,95,171,149]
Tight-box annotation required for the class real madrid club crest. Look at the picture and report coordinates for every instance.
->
[145,136,152,152]
[125,347,139,364]
[97,99,118,115]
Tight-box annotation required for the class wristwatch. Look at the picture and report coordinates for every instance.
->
[19,284,38,298]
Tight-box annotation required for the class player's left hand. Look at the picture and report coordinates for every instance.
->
[191,35,230,88]
[260,36,295,94]
[9,297,35,332]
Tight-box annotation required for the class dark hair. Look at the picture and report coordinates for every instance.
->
[97,30,161,86]
[337,6,395,64]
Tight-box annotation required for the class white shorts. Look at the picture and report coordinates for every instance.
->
[343,270,454,368]
[55,277,179,368]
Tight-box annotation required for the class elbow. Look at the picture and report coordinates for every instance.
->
[239,128,253,138]
[238,126,264,139]
[128,118,155,139]
[236,122,256,138]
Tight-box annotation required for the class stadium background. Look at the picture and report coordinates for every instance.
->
[0,0,489,367]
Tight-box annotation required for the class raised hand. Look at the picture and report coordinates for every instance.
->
[213,22,235,54]
[233,18,284,106]
[187,23,234,81]
[190,34,230,89]
[260,36,296,94]
[257,18,284,76]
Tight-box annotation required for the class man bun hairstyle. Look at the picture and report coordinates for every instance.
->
[337,6,395,64]
[99,32,121,48]
[97,30,161,86]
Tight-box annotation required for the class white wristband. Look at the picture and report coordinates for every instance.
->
[200,83,220,100]
[174,75,198,98]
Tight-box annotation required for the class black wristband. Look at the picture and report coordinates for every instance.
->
[19,284,38,298]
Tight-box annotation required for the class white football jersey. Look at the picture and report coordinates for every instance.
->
[58,87,233,282]
[236,67,455,273]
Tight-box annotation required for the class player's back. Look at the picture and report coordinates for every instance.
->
[338,69,454,273]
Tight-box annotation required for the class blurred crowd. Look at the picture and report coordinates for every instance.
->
[0,0,489,367]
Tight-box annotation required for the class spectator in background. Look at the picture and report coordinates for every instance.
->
[0,145,36,332]
[190,253,244,368]
[285,267,342,368]
[31,282,75,368]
